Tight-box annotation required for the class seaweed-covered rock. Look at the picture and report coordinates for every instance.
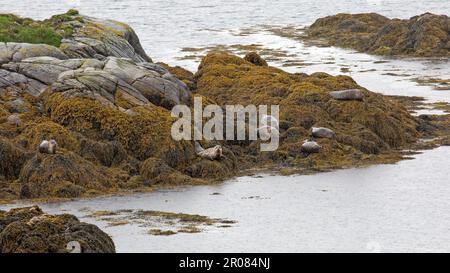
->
[0,137,29,179]
[0,206,115,253]
[18,152,114,198]
[195,52,418,167]
[306,12,450,57]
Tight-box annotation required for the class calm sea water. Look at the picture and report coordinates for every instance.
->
[3,147,450,253]
[1,0,449,252]
[1,0,449,102]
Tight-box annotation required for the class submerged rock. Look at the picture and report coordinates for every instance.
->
[329,89,364,101]
[0,206,115,253]
[306,12,450,57]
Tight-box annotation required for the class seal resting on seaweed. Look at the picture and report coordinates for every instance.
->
[312,127,336,139]
[38,139,58,154]
[195,142,223,160]
[301,139,321,154]
[329,89,364,101]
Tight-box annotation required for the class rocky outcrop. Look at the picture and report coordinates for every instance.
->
[0,12,211,201]
[0,11,429,203]
[195,52,418,167]
[0,206,115,253]
[306,13,450,57]
[60,14,152,62]
[1,55,190,109]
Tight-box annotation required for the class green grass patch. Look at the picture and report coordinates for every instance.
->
[0,10,79,47]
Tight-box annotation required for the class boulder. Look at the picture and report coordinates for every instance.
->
[60,15,152,62]
[0,206,115,253]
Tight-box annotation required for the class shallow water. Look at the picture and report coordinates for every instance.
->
[2,146,450,252]
[1,0,449,102]
[1,0,449,253]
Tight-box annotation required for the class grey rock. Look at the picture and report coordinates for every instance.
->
[103,57,190,108]
[51,66,149,108]
[60,16,152,63]
[329,89,365,101]
[0,43,68,64]
[0,69,47,96]
[2,57,83,85]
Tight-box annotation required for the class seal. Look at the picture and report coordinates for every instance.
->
[195,142,223,160]
[38,139,58,154]
[301,139,321,153]
[329,89,364,101]
[312,127,336,139]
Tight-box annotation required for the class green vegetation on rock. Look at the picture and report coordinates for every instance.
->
[0,15,62,47]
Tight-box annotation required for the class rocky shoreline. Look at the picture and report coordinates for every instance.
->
[0,10,449,252]
[0,10,448,203]
[304,12,450,57]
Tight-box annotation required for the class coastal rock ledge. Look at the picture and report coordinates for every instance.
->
[0,10,441,204]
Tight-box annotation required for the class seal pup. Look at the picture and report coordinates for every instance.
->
[301,139,321,154]
[195,142,223,160]
[39,139,58,154]
[312,127,336,139]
